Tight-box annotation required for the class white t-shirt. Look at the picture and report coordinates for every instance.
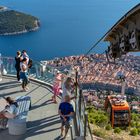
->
[21,54,29,64]
[61,83,74,102]
[3,104,18,119]
[20,62,28,72]
[6,104,18,115]
[62,84,71,97]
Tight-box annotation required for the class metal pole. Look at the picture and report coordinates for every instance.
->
[79,89,82,118]
[70,125,73,140]
[121,79,126,97]
[0,53,2,81]
[35,64,39,78]
[75,70,78,98]
[84,112,88,138]
[75,70,78,113]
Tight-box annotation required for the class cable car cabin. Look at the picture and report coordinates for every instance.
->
[105,95,131,128]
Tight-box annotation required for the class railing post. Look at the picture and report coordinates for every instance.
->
[75,70,78,98]
[79,89,82,118]
[70,125,73,140]
[75,69,78,114]
[84,112,88,138]
[0,53,2,81]
[35,64,39,78]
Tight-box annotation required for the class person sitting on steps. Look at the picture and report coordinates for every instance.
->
[0,97,18,129]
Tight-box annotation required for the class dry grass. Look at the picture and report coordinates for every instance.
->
[91,124,140,140]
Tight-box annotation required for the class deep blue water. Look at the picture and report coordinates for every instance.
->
[0,0,139,60]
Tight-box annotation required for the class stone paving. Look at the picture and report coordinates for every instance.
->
[0,76,71,140]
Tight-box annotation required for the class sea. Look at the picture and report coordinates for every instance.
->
[0,0,139,60]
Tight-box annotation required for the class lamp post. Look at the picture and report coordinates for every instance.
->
[115,70,126,98]
[121,77,126,98]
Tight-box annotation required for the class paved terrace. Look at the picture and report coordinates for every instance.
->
[0,76,71,140]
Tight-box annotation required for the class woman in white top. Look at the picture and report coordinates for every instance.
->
[20,58,29,91]
[61,77,75,102]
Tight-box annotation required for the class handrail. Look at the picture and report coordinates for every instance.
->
[74,69,93,140]
[0,56,55,85]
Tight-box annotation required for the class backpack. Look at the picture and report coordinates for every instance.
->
[28,58,33,68]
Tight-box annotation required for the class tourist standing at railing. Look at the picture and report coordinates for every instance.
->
[20,58,29,91]
[20,50,31,81]
[58,95,74,139]
[15,51,21,81]
[61,77,75,102]
[52,71,63,103]
[21,50,29,65]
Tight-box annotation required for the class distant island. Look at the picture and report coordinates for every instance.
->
[0,7,40,35]
[0,6,7,11]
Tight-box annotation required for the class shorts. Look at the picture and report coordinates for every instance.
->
[61,119,71,129]
[0,117,8,128]
[20,72,28,80]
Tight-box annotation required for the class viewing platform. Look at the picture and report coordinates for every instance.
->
[0,76,71,140]
[0,56,93,140]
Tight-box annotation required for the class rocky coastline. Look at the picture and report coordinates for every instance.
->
[0,20,40,36]
[0,6,8,11]
[0,8,40,35]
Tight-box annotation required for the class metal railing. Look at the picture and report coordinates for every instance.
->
[74,88,93,140]
[0,56,55,85]
[73,71,93,140]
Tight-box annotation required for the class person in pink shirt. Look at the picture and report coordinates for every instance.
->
[52,71,63,103]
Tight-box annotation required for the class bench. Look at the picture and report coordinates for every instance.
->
[8,96,31,135]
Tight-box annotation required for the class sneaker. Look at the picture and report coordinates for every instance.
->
[25,87,29,90]
[18,79,22,83]
[23,89,28,92]
[63,134,70,139]
[53,100,57,104]
[60,133,63,137]
[0,125,7,130]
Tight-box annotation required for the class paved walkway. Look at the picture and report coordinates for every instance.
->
[0,76,71,140]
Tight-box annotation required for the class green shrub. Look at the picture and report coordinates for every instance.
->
[87,107,108,127]
[130,120,136,127]
[119,126,127,130]
[137,128,140,135]
[125,127,130,132]
[130,128,138,136]
[89,118,94,124]
[105,124,112,130]
[93,129,106,138]
[86,107,94,113]
[95,114,108,127]
[136,122,140,128]
[131,113,140,121]
[114,127,121,134]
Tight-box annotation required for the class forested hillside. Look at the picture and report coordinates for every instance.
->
[0,10,39,35]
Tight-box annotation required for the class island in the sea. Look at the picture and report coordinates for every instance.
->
[0,7,40,35]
